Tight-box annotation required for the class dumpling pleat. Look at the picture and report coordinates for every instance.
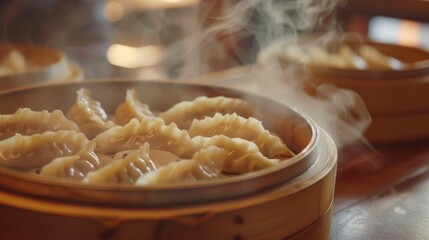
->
[67,88,116,139]
[0,108,79,141]
[0,130,89,170]
[83,143,157,184]
[189,113,294,159]
[40,141,107,180]
[95,118,194,158]
[115,88,155,125]
[192,135,280,174]
[159,96,252,129]
[135,146,228,185]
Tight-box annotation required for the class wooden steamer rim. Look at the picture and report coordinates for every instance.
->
[0,80,322,207]
[305,40,429,80]
[258,33,429,80]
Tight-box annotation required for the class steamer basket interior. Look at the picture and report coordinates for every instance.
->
[0,80,318,206]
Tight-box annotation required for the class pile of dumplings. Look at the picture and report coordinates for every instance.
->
[280,43,401,70]
[0,88,294,186]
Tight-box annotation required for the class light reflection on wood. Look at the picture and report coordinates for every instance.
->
[333,140,429,239]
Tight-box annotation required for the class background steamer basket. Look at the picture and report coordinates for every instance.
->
[305,41,429,144]
[259,34,429,115]
[0,79,337,239]
[0,43,83,91]
[258,34,429,144]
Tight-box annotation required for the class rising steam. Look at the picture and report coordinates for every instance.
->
[163,0,343,77]
[158,0,369,146]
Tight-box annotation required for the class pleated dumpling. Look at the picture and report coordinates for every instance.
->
[192,135,280,174]
[67,88,116,139]
[158,96,252,129]
[39,141,109,180]
[0,108,79,141]
[136,146,228,185]
[95,118,194,157]
[83,143,157,184]
[112,149,180,168]
[189,113,294,159]
[0,130,89,170]
[115,88,155,125]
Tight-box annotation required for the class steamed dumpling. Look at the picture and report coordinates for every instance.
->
[95,118,194,157]
[115,88,155,125]
[83,143,158,184]
[0,108,79,141]
[189,113,294,159]
[39,141,109,180]
[159,96,252,129]
[136,146,228,185]
[359,44,394,69]
[112,149,180,168]
[192,135,280,174]
[67,88,116,139]
[0,130,89,170]
[0,89,296,186]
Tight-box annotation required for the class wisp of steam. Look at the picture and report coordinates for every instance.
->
[159,0,370,147]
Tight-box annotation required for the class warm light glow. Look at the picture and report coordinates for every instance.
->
[397,20,420,47]
[369,16,429,49]
[107,44,165,68]
[136,66,167,79]
[104,1,125,22]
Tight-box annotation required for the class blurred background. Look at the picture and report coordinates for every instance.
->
[1,0,428,80]
[1,2,429,239]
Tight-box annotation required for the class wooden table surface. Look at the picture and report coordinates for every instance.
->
[332,140,429,240]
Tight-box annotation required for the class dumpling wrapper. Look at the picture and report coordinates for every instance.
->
[307,45,330,65]
[39,141,109,180]
[159,96,252,129]
[359,45,392,69]
[188,113,294,159]
[112,149,180,168]
[339,45,368,69]
[0,108,80,141]
[115,88,155,125]
[83,143,158,184]
[136,146,228,185]
[95,118,194,158]
[67,88,116,139]
[192,135,280,174]
[0,130,89,170]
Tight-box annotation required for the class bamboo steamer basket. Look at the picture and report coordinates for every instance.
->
[0,80,337,239]
[305,39,429,114]
[258,34,429,144]
[306,41,429,144]
[0,43,83,91]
